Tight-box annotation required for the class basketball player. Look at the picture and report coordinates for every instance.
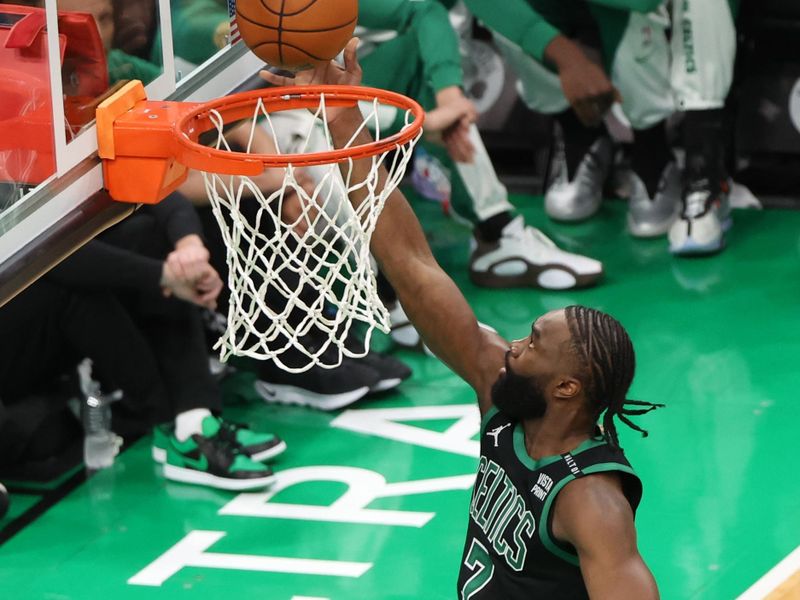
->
[262,39,662,598]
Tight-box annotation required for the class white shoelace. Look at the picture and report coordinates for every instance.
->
[684,190,710,219]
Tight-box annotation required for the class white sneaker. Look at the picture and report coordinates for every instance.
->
[545,137,613,222]
[668,179,733,256]
[469,216,604,289]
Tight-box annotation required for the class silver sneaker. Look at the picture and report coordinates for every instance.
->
[627,162,681,238]
[545,137,613,222]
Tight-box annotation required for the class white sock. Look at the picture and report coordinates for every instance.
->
[174,408,213,441]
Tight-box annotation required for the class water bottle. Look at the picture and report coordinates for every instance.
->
[77,360,122,470]
[0,481,9,519]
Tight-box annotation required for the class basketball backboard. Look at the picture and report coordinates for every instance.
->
[0,0,264,305]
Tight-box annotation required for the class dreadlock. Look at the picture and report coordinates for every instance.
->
[564,305,664,449]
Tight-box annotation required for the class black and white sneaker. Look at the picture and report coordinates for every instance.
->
[255,357,380,411]
[344,333,412,393]
[350,349,412,393]
[669,178,732,256]
[360,351,412,393]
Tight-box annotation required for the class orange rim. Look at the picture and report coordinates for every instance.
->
[173,85,425,175]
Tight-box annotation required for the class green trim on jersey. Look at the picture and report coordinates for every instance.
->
[480,407,500,434]
[539,462,639,566]
[512,427,606,471]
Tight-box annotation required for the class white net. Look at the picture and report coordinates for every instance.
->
[201,93,421,372]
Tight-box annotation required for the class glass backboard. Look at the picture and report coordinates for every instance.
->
[0,0,264,305]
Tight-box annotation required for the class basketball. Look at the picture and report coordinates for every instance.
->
[235,0,359,71]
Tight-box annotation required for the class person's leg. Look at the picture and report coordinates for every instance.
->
[492,7,614,224]
[96,205,283,486]
[360,30,515,229]
[129,277,280,488]
[136,303,222,414]
[668,0,738,255]
[0,279,167,435]
[604,7,680,238]
[0,282,81,401]
[0,283,88,465]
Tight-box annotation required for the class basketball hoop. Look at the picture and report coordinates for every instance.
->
[97,80,424,372]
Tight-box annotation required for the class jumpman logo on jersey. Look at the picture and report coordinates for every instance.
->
[487,423,511,447]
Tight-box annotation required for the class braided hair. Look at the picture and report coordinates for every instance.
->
[564,305,663,449]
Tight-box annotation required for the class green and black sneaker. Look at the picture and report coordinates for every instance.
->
[153,420,286,464]
[160,417,275,491]
[218,419,287,462]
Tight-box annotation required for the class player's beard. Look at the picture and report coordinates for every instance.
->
[491,358,548,421]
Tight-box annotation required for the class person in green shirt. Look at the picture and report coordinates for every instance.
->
[462,0,681,242]
[354,0,604,298]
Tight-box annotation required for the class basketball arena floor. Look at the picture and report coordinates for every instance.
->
[1,191,799,599]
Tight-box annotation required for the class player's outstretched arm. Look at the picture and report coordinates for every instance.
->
[260,40,508,410]
[553,472,660,600]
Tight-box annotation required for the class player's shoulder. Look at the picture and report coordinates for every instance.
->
[554,471,637,549]
[559,470,630,513]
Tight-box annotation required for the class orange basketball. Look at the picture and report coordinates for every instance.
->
[236,0,359,71]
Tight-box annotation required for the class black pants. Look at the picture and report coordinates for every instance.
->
[97,211,223,419]
[0,281,167,459]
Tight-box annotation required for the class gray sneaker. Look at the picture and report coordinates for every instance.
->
[545,137,613,222]
[626,162,681,238]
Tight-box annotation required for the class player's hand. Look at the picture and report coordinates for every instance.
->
[259,37,361,122]
[425,88,477,133]
[193,268,223,309]
[165,235,211,285]
[161,262,222,310]
[544,35,622,127]
[435,86,478,126]
[559,61,620,127]
[442,116,475,163]
[259,38,363,123]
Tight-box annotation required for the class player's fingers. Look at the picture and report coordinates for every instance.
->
[457,138,476,163]
[198,284,221,307]
[259,69,294,87]
[167,254,188,283]
[445,127,473,163]
[463,101,479,124]
[612,87,624,105]
[456,121,475,155]
[343,37,360,74]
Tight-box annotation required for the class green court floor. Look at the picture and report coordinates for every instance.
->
[1,194,799,599]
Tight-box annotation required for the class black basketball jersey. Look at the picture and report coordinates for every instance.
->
[456,407,642,600]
